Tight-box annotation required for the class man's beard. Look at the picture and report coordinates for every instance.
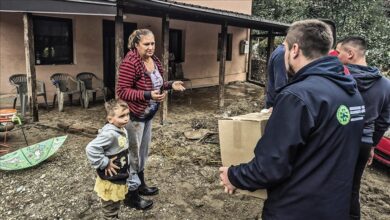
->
[286,54,295,77]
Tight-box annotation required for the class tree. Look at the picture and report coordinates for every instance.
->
[253,0,390,71]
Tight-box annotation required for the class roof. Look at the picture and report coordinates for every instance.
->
[0,0,289,33]
[0,0,116,16]
[122,0,289,33]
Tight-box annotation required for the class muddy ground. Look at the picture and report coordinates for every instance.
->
[0,82,389,220]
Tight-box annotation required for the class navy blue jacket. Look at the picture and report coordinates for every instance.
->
[347,64,390,146]
[266,44,288,108]
[228,56,365,220]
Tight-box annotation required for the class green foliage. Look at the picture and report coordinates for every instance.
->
[253,0,390,71]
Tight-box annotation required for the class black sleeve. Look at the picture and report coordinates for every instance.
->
[228,92,315,191]
[273,49,288,90]
[373,97,390,146]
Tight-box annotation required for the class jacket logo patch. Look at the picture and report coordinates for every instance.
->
[118,136,127,148]
[337,105,350,125]
[120,156,127,168]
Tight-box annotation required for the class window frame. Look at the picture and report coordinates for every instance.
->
[33,16,74,65]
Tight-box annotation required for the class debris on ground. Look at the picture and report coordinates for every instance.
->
[0,82,388,219]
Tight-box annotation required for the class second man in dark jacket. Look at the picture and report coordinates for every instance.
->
[338,36,390,220]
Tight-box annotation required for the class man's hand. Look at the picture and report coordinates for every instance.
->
[219,167,236,194]
[172,81,186,91]
[151,90,166,102]
[105,156,119,177]
[366,147,375,166]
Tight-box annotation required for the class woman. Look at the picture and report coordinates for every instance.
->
[116,29,185,210]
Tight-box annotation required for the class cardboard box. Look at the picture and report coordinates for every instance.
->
[218,112,271,199]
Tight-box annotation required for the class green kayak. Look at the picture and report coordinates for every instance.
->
[0,136,67,171]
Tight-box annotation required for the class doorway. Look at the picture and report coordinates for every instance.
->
[102,20,136,96]
[169,29,184,80]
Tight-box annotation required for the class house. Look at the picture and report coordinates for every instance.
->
[0,0,289,121]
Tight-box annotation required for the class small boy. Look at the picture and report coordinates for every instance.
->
[86,99,130,219]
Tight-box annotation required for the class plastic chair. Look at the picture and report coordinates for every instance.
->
[76,72,107,108]
[9,74,48,116]
[50,73,82,112]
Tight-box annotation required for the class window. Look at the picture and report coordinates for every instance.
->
[33,16,73,65]
[169,29,184,62]
[217,33,233,61]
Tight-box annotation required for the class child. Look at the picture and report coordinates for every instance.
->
[86,99,130,219]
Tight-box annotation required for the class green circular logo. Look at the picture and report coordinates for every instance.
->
[337,105,350,125]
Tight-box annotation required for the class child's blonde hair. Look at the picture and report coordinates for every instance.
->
[104,99,129,118]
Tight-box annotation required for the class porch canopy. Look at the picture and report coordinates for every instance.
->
[121,0,289,34]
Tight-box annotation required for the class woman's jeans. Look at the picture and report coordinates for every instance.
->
[125,119,152,191]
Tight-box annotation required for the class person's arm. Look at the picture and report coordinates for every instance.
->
[273,50,288,90]
[163,81,174,90]
[372,99,390,146]
[117,60,152,101]
[85,133,113,170]
[227,92,315,191]
[265,47,287,108]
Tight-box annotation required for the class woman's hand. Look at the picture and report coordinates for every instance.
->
[151,90,166,102]
[172,81,186,91]
[105,156,119,177]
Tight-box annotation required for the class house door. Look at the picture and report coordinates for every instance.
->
[102,20,136,97]
[169,29,184,80]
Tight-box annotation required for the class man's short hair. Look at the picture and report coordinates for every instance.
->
[339,36,367,55]
[286,19,333,59]
[104,99,128,117]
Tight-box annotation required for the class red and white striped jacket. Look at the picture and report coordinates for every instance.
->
[116,49,172,119]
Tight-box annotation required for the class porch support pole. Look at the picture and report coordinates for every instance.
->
[264,30,275,96]
[265,30,275,69]
[246,28,253,82]
[23,13,38,121]
[218,22,228,109]
[115,3,124,97]
[160,14,169,125]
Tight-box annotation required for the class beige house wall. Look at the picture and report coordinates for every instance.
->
[125,14,249,88]
[0,12,104,106]
[171,20,248,87]
[0,7,250,106]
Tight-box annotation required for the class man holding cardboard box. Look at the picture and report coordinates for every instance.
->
[219,19,365,219]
